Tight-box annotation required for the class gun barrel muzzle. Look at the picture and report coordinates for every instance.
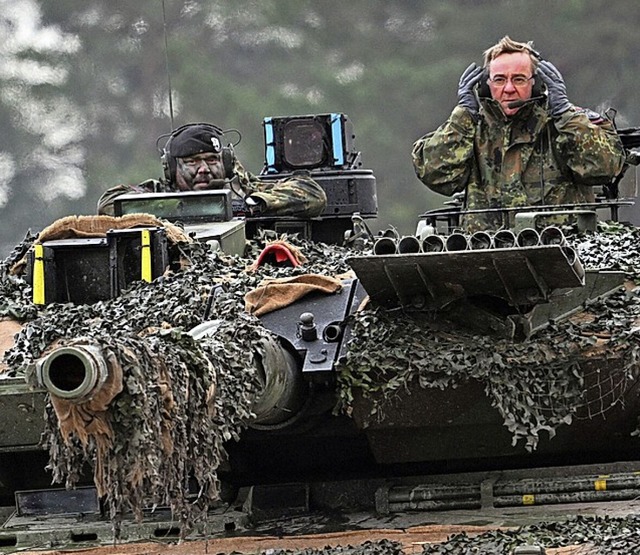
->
[36,344,109,402]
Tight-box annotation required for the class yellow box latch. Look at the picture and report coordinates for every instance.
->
[141,229,152,283]
[32,244,45,305]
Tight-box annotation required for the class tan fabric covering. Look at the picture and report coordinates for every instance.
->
[0,318,23,373]
[35,214,189,244]
[50,344,124,496]
[244,274,343,317]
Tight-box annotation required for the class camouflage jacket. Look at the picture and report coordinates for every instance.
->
[411,97,625,231]
[97,157,327,218]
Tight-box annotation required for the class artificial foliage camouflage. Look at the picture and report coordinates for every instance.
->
[1,222,640,535]
[337,286,640,451]
[0,230,39,321]
[0,229,354,534]
[2,239,266,531]
[255,540,405,555]
[417,514,640,554]
[337,223,640,450]
[210,516,640,554]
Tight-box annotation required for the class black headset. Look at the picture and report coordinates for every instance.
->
[159,123,236,182]
[477,48,544,99]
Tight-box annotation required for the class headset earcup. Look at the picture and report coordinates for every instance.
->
[531,75,543,97]
[477,68,491,98]
[161,151,171,181]
[222,145,236,179]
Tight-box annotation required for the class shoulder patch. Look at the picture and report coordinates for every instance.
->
[574,106,605,124]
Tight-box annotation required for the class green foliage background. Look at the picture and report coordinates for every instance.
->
[1,0,639,256]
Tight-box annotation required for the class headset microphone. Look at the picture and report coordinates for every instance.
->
[507,95,545,109]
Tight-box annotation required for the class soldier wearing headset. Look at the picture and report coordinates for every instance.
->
[97,123,327,218]
[412,36,625,232]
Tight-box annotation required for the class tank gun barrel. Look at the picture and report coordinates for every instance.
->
[35,328,305,427]
[35,344,109,403]
[189,321,306,428]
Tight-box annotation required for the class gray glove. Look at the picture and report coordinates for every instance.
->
[457,63,484,119]
[537,60,572,117]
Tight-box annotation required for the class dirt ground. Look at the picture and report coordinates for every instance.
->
[14,524,598,555]
[10,487,638,554]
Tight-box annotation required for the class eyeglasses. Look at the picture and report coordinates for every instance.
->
[182,154,221,167]
[489,75,533,87]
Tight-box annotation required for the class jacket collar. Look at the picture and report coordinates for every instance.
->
[478,96,550,138]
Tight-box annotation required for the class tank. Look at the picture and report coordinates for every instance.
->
[1,113,640,549]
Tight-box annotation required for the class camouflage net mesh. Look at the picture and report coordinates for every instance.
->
[338,221,640,451]
[0,229,354,534]
[1,222,640,533]
[337,296,640,451]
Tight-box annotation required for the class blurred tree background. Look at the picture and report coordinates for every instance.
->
[1,0,639,256]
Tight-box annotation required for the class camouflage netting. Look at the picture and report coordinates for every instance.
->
[417,514,640,554]
[338,222,640,451]
[2,221,640,534]
[0,227,355,533]
[2,241,265,531]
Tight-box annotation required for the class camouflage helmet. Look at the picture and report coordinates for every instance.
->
[161,123,227,182]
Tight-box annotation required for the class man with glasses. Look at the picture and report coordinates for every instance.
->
[412,36,625,231]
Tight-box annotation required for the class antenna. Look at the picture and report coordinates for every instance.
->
[161,0,175,129]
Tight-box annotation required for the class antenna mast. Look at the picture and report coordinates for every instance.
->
[161,0,175,129]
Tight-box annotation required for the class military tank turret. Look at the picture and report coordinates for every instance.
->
[1,113,640,549]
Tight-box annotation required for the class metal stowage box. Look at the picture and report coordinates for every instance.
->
[27,227,169,305]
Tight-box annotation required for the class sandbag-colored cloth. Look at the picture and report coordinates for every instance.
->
[48,342,125,497]
[244,274,343,317]
[0,318,23,373]
[35,213,189,243]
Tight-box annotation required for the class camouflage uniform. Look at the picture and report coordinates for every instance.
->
[230,158,327,218]
[97,157,327,218]
[412,97,625,231]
